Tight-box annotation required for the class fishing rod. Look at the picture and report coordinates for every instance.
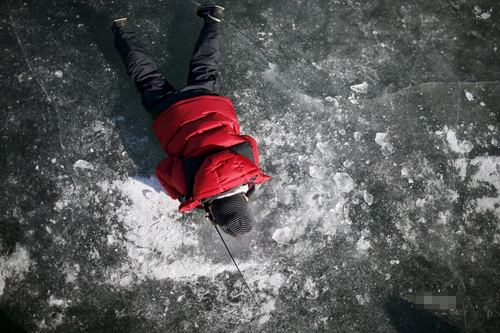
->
[204,207,260,307]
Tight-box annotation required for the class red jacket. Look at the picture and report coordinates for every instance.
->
[152,95,271,212]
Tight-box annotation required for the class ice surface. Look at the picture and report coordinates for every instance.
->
[3,0,500,331]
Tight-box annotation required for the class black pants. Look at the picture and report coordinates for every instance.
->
[114,22,224,119]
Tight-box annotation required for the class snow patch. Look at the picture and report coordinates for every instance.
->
[0,245,31,296]
[469,156,500,214]
[443,126,474,154]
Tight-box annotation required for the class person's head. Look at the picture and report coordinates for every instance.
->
[210,193,253,236]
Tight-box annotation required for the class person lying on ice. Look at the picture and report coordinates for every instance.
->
[112,5,271,237]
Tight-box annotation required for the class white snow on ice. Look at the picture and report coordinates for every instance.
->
[469,156,500,214]
[272,227,293,244]
[0,244,31,296]
[443,126,474,154]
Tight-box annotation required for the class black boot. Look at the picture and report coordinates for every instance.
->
[111,18,129,32]
[196,4,224,23]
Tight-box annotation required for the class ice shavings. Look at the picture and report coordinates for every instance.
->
[0,244,31,296]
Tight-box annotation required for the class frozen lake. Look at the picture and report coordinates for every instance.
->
[1,0,499,331]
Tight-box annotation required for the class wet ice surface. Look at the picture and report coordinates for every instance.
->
[1,0,500,332]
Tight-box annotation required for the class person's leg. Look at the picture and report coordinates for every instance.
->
[113,24,175,118]
[185,21,225,94]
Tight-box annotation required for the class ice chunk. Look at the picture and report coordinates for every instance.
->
[350,82,369,94]
[333,172,354,193]
[309,165,325,179]
[363,192,374,205]
[343,160,353,168]
[354,131,363,141]
[54,70,63,78]
[401,167,409,178]
[73,159,95,170]
[460,141,474,153]
[348,95,359,104]
[334,200,345,214]
[381,142,396,156]
[272,227,293,244]
[325,96,334,102]
[465,91,474,101]
[375,132,388,146]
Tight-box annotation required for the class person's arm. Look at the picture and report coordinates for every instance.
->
[240,135,260,165]
[155,157,186,200]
